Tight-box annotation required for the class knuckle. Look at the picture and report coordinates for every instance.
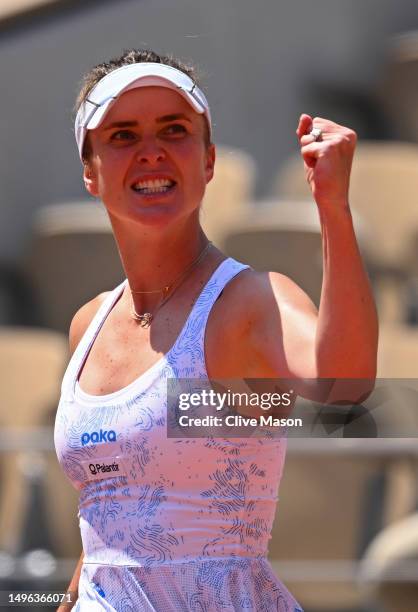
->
[344,128,357,142]
[327,137,340,150]
[332,133,353,149]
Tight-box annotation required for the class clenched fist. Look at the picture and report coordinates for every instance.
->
[296,114,357,211]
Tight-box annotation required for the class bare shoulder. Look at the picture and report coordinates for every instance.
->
[216,268,317,323]
[264,270,319,316]
[68,292,110,355]
[207,268,318,378]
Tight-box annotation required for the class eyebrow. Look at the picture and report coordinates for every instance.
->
[102,121,139,131]
[103,114,192,131]
[156,113,192,124]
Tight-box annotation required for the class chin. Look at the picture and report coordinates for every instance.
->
[120,201,194,230]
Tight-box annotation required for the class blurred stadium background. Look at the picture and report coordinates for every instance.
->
[0,1,418,610]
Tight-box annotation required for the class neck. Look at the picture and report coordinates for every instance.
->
[108,213,210,313]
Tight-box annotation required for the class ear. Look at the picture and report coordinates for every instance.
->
[83,162,99,197]
[205,144,216,184]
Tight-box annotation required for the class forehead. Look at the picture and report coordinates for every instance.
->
[100,85,199,126]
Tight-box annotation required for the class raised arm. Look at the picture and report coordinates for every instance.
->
[296,113,378,379]
[225,115,378,392]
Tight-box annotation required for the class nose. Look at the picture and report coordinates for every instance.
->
[135,138,166,165]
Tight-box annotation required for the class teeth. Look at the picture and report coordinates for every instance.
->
[133,178,174,192]
[135,186,171,194]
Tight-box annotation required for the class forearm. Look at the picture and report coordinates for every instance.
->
[315,203,378,378]
[57,551,83,611]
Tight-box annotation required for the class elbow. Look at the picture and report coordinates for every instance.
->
[315,354,377,405]
[319,369,376,405]
[316,339,378,379]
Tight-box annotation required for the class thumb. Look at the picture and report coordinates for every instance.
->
[296,113,313,140]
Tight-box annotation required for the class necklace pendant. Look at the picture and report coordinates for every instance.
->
[137,312,153,328]
[130,306,154,327]
[129,241,212,328]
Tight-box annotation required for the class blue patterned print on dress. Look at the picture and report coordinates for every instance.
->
[55,259,304,611]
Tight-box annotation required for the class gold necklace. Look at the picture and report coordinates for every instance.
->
[129,241,212,328]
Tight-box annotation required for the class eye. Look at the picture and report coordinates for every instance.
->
[163,124,187,136]
[110,130,136,141]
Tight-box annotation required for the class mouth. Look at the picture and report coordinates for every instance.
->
[131,177,176,195]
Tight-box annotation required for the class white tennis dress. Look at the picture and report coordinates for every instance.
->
[54,258,303,611]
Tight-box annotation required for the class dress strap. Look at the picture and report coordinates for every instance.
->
[60,280,127,402]
[167,258,250,378]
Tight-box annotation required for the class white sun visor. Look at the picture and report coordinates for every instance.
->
[74,62,212,160]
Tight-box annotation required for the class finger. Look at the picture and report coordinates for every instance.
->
[297,114,312,138]
[300,142,327,167]
[296,113,313,140]
[301,142,325,158]
[310,116,344,133]
[300,132,327,146]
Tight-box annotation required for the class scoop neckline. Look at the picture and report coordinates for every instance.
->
[74,351,167,404]
[72,258,231,404]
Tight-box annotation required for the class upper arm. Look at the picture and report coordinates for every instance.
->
[246,271,319,379]
[245,273,375,403]
[68,292,110,356]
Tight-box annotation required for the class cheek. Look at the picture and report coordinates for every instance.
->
[186,158,209,194]
[179,146,209,183]
[189,158,210,204]
[97,157,125,192]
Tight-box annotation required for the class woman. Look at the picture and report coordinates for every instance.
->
[54,49,378,611]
